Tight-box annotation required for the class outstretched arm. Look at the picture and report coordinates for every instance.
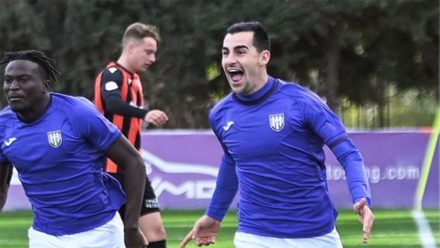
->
[180,154,238,247]
[105,136,147,248]
[0,163,13,211]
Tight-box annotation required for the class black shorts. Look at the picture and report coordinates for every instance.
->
[110,173,161,220]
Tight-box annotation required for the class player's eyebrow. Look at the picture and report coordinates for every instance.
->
[4,73,32,79]
[222,45,249,51]
[233,45,248,50]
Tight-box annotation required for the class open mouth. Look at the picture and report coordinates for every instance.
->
[227,68,244,83]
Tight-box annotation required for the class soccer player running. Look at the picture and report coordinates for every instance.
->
[94,22,168,248]
[180,21,374,248]
[0,50,147,248]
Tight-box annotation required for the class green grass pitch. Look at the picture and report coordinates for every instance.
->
[0,209,438,247]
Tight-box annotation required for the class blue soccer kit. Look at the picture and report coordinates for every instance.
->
[207,76,371,238]
[0,93,125,235]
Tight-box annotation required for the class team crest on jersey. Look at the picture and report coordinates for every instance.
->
[47,130,62,148]
[269,113,285,132]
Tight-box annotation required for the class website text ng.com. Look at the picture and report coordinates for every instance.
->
[326,164,420,184]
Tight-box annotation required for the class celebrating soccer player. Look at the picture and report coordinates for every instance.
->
[0,50,147,247]
[180,21,374,248]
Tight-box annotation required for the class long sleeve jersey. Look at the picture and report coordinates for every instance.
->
[207,76,370,238]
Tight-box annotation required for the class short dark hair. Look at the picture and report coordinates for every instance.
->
[226,21,270,52]
[0,50,60,84]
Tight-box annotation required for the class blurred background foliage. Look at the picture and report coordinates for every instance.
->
[0,0,438,129]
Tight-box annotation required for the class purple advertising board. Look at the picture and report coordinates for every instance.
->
[3,130,439,211]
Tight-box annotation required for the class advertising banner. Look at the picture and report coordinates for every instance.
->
[3,130,439,210]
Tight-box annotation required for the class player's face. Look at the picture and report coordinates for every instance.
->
[222,31,270,95]
[3,60,49,115]
[129,37,158,72]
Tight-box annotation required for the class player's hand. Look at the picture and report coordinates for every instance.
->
[179,215,221,248]
[124,227,148,248]
[353,197,374,244]
[145,109,168,127]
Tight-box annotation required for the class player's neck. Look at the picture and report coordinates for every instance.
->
[117,56,135,73]
[17,93,51,123]
[246,73,269,95]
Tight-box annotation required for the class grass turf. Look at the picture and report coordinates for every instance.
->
[0,209,438,248]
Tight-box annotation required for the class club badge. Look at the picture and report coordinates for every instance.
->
[47,130,62,148]
[269,113,285,132]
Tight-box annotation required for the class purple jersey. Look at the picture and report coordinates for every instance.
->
[0,93,124,235]
[207,77,370,238]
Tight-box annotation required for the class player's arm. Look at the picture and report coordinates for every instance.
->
[330,139,374,243]
[302,93,374,243]
[180,112,238,248]
[100,68,148,118]
[204,115,239,221]
[105,135,147,247]
[180,154,238,248]
[101,68,169,127]
[205,154,238,220]
[0,163,13,211]
[329,138,371,205]
[304,96,372,204]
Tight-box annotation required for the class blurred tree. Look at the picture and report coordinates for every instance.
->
[0,0,437,128]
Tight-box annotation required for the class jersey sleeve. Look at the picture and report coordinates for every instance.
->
[0,145,7,164]
[70,97,121,151]
[205,154,238,221]
[332,139,371,205]
[100,68,147,118]
[0,123,9,164]
[300,90,371,205]
[0,149,7,164]
[205,110,238,221]
[301,90,348,148]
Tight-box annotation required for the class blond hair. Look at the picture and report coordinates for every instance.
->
[122,22,160,47]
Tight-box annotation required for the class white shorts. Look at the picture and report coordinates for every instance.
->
[28,212,125,248]
[234,228,343,248]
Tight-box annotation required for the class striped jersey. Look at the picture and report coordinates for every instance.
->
[207,76,371,238]
[0,93,124,235]
[94,62,146,173]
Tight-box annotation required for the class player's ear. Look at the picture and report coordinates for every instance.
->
[126,40,136,54]
[259,50,271,65]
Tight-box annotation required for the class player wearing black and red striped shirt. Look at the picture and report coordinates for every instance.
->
[94,22,168,248]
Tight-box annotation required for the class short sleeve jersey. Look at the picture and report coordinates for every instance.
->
[0,93,124,235]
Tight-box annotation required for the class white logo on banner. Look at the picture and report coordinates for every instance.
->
[141,150,218,199]
[47,130,62,148]
[269,113,285,132]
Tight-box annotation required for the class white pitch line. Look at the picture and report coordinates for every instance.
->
[411,209,437,248]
